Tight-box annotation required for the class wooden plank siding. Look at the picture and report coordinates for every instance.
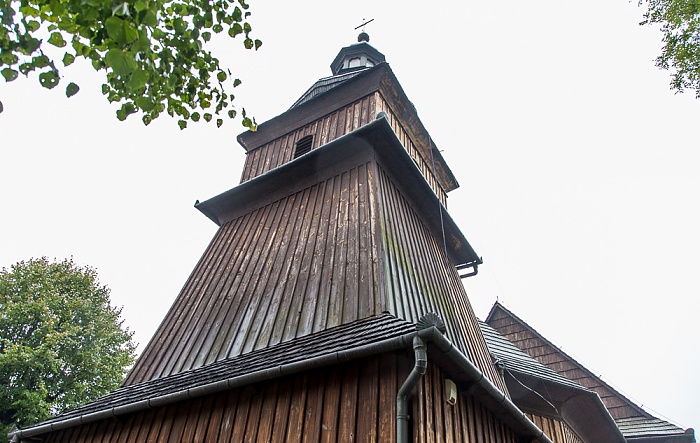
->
[525,413,585,443]
[414,362,520,443]
[239,92,448,207]
[376,165,507,394]
[375,94,447,207]
[46,355,526,443]
[487,306,645,420]
[128,151,492,387]
[126,163,382,384]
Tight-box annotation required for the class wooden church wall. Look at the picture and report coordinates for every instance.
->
[414,362,519,443]
[46,355,526,443]
[239,92,447,207]
[487,309,642,420]
[47,354,410,443]
[240,95,376,183]
[525,413,584,443]
[376,165,507,394]
[374,93,448,207]
[125,163,383,384]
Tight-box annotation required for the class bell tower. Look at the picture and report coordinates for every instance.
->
[124,34,502,390]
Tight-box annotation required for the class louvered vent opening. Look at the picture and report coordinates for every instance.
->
[294,135,313,159]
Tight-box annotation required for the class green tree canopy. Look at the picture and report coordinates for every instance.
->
[642,0,700,97]
[0,257,136,437]
[0,0,260,129]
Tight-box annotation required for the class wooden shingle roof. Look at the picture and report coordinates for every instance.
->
[22,314,416,432]
[486,302,695,442]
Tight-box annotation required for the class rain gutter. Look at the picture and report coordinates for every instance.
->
[415,325,554,443]
[10,317,551,443]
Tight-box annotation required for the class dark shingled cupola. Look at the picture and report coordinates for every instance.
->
[329,33,386,75]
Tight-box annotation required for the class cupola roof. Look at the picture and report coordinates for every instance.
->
[329,34,386,75]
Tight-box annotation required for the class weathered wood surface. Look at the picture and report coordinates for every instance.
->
[526,413,585,443]
[376,165,507,393]
[126,163,382,384]
[487,305,646,420]
[240,92,448,207]
[48,355,412,443]
[47,355,529,443]
[414,362,520,443]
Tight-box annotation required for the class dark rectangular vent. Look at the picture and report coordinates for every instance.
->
[294,135,313,159]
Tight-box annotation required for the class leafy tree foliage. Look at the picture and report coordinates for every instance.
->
[0,0,260,128]
[0,258,136,437]
[642,0,700,97]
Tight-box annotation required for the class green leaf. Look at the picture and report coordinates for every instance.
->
[227,109,236,119]
[26,20,40,31]
[32,55,50,68]
[39,71,59,89]
[232,6,242,21]
[65,82,80,97]
[233,78,241,87]
[105,49,135,77]
[229,23,242,37]
[217,71,227,82]
[254,39,262,50]
[173,18,187,34]
[104,17,137,44]
[203,113,212,122]
[19,63,35,75]
[191,112,200,122]
[216,118,223,128]
[135,97,155,111]
[140,9,157,27]
[48,32,67,47]
[127,69,149,91]
[0,100,3,113]
[2,68,19,82]
[212,24,223,33]
[178,119,187,129]
[202,31,212,42]
[244,38,253,49]
[62,52,75,66]
[105,17,125,43]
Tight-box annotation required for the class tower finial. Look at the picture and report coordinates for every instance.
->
[354,18,374,42]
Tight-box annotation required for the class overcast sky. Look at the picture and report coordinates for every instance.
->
[1,0,698,431]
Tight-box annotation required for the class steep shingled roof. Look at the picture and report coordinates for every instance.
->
[485,302,695,442]
[28,314,415,429]
[479,320,583,390]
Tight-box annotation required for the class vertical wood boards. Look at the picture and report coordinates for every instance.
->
[413,362,520,443]
[127,163,381,383]
[376,166,507,393]
[526,413,585,443]
[375,94,448,207]
[240,93,448,209]
[46,355,406,443]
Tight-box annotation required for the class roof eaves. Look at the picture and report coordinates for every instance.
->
[485,301,652,418]
[10,313,552,443]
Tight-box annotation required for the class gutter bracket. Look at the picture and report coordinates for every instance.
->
[457,258,482,279]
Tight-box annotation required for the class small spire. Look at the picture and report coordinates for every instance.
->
[354,18,374,43]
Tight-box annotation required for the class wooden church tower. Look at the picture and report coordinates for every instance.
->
[10,35,600,443]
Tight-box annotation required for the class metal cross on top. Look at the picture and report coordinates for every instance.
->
[354,18,375,32]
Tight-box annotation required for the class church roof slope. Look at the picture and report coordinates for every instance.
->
[485,301,695,442]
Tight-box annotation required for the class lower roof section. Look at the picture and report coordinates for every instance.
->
[11,313,551,443]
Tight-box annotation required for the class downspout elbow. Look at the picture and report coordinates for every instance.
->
[397,336,428,443]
